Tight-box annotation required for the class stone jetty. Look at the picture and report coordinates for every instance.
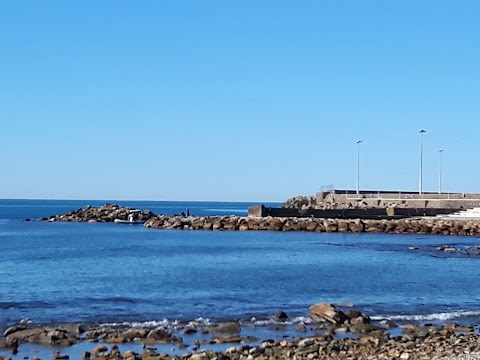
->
[145,215,480,236]
[39,205,480,236]
[39,204,156,223]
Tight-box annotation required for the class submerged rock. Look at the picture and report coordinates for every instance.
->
[274,311,289,321]
[144,327,178,344]
[201,322,241,334]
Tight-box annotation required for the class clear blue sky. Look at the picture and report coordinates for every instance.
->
[1,1,479,201]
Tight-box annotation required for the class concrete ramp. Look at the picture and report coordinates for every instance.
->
[439,207,480,220]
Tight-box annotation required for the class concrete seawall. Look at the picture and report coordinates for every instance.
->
[284,190,480,212]
[247,205,458,219]
[144,215,480,236]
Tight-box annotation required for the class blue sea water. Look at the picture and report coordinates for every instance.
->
[1,199,480,331]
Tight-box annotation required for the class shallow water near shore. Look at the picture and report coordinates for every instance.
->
[1,200,480,358]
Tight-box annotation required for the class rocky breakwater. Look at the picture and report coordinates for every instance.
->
[145,215,480,236]
[39,204,156,223]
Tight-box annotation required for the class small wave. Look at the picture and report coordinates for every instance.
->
[100,316,312,328]
[0,302,19,310]
[102,319,171,327]
[101,317,213,328]
[86,297,142,304]
[0,301,54,310]
[372,310,480,322]
[246,316,312,326]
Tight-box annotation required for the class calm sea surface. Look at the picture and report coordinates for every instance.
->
[1,199,480,329]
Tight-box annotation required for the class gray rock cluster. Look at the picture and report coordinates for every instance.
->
[39,204,156,223]
[145,215,480,236]
[283,195,411,211]
[283,196,317,210]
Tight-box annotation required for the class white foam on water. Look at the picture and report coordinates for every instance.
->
[185,317,213,326]
[245,316,312,326]
[101,319,170,327]
[372,310,480,322]
[101,315,313,328]
[101,317,214,328]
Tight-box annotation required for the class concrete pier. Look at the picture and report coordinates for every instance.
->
[257,190,480,219]
[314,190,480,210]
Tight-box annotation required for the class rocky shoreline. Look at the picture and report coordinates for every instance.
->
[1,304,480,360]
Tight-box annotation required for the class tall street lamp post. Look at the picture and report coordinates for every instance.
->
[438,149,444,194]
[356,140,363,195]
[419,130,427,195]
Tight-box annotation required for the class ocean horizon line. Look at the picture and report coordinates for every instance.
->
[0,198,283,204]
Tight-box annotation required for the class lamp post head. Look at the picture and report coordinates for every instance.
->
[419,129,427,134]
[439,149,444,153]
[356,140,363,144]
